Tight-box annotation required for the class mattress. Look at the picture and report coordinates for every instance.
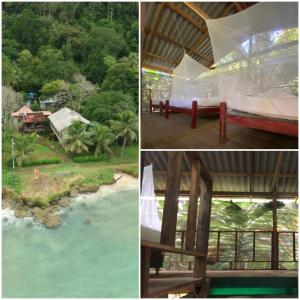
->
[227,95,298,120]
[141,225,161,243]
[170,97,221,108]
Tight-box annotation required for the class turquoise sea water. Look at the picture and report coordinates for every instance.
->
[3,189,139,298]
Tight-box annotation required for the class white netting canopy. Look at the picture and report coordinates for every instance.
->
[140,164,161,232]
[150,79,172,104]
[169,53,220,107]
[206,2,298,99]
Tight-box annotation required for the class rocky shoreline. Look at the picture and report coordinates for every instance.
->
[2,172,137,228]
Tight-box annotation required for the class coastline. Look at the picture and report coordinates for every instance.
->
[2,172,138,228]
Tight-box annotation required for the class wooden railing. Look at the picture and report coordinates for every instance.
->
[173,230,298,270]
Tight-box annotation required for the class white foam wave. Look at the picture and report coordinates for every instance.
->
[73,173,138,202]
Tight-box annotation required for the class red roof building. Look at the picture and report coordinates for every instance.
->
[11,105,52,133]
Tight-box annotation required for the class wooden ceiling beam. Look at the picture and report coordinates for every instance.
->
[165,3,207,34]
[183,2,210,20]
[143,27,214,66]
[271,152,284,193]
[144,3,165,54]
[234,3,244,12]
[142,64,172,75]
[153,170,297,178]
[188,3,235,62]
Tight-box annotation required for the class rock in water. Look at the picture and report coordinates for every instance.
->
[15,208,32,218]
[44,214,61,228]
[32,207,46,223]
[57,197,70,207]
[69,188,79,197]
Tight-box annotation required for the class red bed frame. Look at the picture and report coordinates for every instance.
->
[149,99,164,114]
[219,102,298,141]
[165,100,219,129]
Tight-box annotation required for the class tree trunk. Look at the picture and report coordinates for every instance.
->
[121,136,127,157]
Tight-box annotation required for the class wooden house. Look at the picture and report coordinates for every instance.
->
[11,105,51,133]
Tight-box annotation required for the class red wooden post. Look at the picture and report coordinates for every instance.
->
[159,101,163,115]
[149,98,153,113]
[165,100,169,119]
[191,101,198,129]
[219,102,227,141]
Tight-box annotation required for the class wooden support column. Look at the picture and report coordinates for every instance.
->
[194,178,213,278]
[271,193,279,270]
[160,152,182,246]
[141,245,151,297]
[185,159,200,251]
[219,102,227,141]
[191,101,198,129]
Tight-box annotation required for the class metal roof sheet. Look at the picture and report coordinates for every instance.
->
[144,151,298,196]
[48,108,90,133]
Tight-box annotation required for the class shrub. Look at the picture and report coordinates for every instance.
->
[7,157,61,167]
[72,155,108,163]
[3,173,21,191]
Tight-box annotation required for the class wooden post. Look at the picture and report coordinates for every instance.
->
[194,178,213,278]
[185,159,200,251]
[191,100,198,129]
[159,101,164,115]
[216,231,221,262]
[253,231,256,262]
[165,100,170,119]
[141,245,151,297]
[293,232,296,262]
[180,231,185,263]
[149,98,153,113]
[271,194,279,270]
[160,152,182,246]
[219,102,227,141]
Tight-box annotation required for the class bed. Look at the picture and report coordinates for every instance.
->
[165,98,220,129]
[219,95,298,140]
[149,99,165,114]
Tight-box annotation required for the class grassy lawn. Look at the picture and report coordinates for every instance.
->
[3,139,138,206]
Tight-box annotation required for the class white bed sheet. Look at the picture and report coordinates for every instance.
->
[227,95,298,120]
[141,225,161,243]
[170,97,221,108]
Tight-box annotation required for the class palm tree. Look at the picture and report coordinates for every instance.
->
[89,122,114,158]
[62,121,92,154]
[13,133,37,167]
[110,111,138,157]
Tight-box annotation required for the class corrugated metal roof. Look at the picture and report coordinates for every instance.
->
[142,2,256,73]
[144,151,298,196]
[48,108,90,132]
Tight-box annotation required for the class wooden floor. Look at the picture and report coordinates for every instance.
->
[141,113,298,149]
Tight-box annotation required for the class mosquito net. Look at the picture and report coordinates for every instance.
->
[206,2,298,101]
[150,79,172,104]
[169,53,220,108]
[140,164,161,233]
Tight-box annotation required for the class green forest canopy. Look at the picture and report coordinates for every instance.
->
[3,2,138,124]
